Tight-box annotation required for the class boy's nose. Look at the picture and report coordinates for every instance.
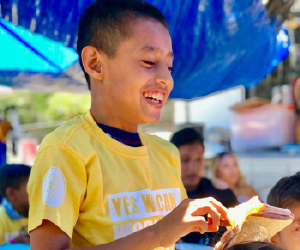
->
[155,65,174,88]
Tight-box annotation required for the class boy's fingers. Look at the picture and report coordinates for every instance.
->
[190,217,208,233]
[210,202,229,221]
[188,215,206,223]
[206,224,219,232]
[191,204,220,226]
[203,198,229,221]
[191,227,206,234]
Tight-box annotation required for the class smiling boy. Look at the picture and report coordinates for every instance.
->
[268,172,300,250]
[28,1,228,250]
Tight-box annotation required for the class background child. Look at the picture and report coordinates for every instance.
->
[0,164,30,245]
[224,241,287,250]
[267,172,300,250]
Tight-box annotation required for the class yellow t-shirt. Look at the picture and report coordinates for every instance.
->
[0,206,28,244]
[28,111,187,249]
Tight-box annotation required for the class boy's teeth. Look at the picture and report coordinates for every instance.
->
[143,92,164,101]
[157,92,163,101]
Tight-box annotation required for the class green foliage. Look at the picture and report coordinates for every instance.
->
[47,92,91,120]
[0,91,91,124]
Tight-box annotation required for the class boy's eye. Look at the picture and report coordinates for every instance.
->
[296,227,300,232]
[143,61,155,66]
[182,159,190,164]
[142,61,174,73]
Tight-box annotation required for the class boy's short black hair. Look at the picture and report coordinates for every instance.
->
[77,0,168,89]
[267,172,300,209]
[170,128,204,148]
[0,164,31,198]
[225,242,285,250]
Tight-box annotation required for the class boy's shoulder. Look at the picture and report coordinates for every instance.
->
[38,114,89,153]
[141,132,179,156]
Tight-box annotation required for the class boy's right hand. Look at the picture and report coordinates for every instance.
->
[154,197,229,248]
[30,198,228,250]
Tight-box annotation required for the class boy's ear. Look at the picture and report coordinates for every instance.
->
[5,187,16,202]
[81,46,104,81]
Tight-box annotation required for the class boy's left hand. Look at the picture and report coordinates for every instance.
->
[14,225,30,244]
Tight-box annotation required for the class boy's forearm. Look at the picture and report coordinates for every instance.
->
[72,224,161,250]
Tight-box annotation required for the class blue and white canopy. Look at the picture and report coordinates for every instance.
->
[0,0,289,98]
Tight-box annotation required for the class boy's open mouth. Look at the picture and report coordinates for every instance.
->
[143,91,164,104]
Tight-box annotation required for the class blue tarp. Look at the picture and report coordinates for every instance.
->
[0,0,288,99]
[0,18,78,74]
[0,18,85,92]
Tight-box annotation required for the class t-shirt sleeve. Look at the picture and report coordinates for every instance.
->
[28,145,87,238]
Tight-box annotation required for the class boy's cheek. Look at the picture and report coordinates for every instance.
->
[270,234,278,244]
[274,227,300,250]
[272,230,286,246]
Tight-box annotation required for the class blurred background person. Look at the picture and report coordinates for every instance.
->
[267,172,300,250]
[211,152,259,203]
[224,241,287,250]
[170,127,238,246]
[0,119,12,167]
[171,128,239,207]
[0,164,30,245]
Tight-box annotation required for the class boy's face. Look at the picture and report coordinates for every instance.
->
[273,204,300,250]
[217,154,240,187]
[7,177,29,218]
[178,142,205,191]
[98,18,174,127]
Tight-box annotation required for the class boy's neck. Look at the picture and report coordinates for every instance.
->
[90,107,138,133]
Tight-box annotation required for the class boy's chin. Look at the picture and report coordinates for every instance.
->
[140,113,161,124]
